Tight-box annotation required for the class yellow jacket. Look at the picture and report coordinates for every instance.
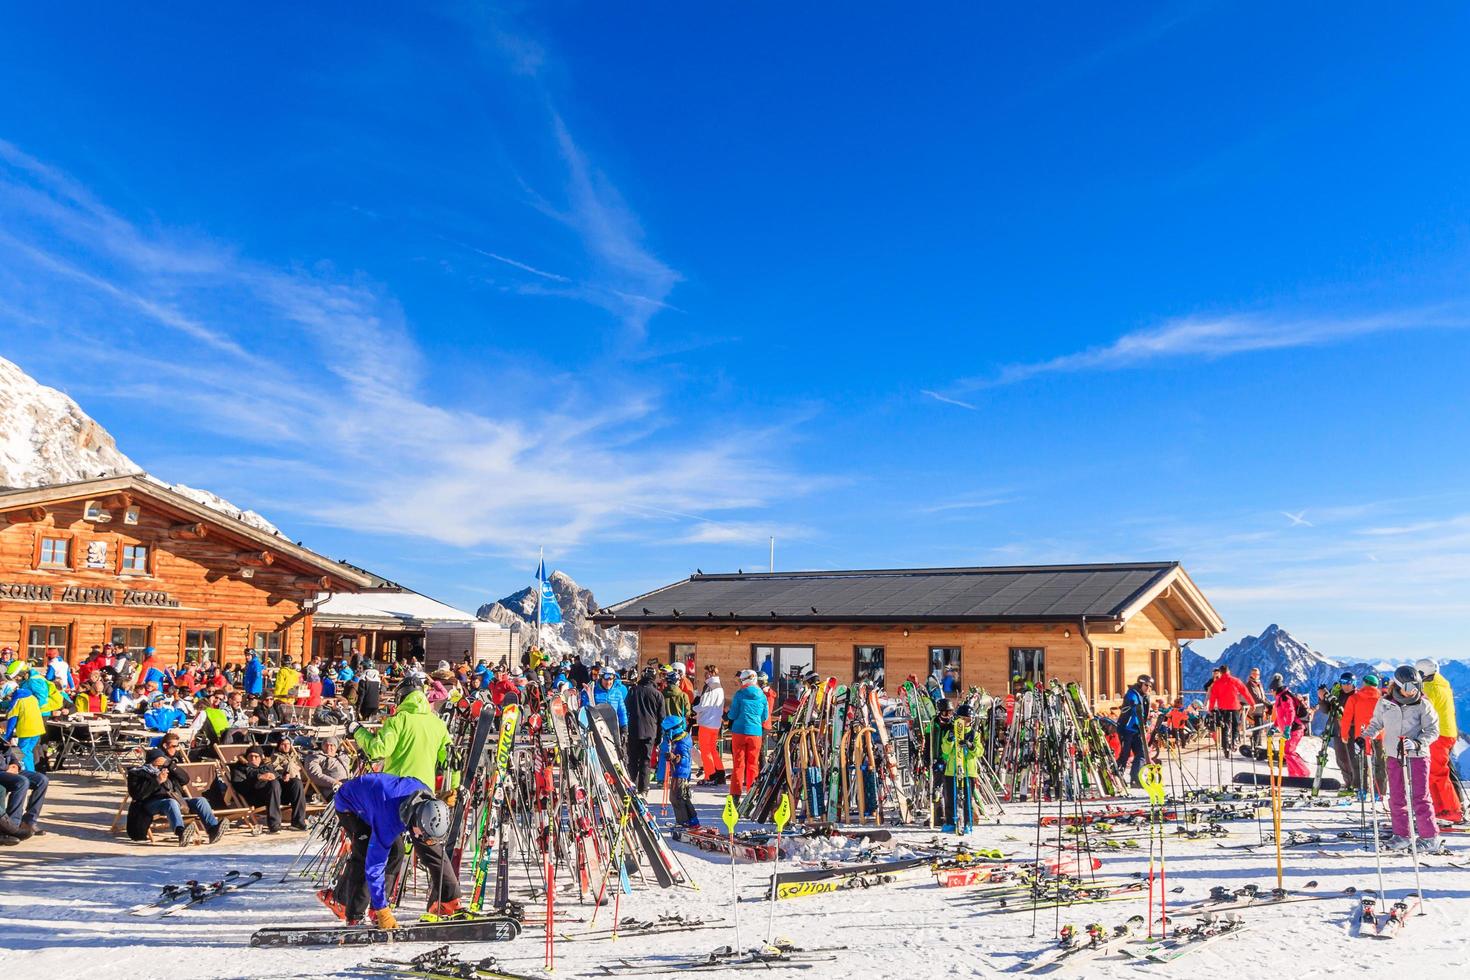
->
[274,666,301,699]
[74,691,110,714]
[6,694,45,739]
[1423,673,1458,740]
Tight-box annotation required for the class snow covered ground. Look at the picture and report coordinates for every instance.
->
[2,740,1466,980]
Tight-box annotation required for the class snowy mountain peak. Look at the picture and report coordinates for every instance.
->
[477,570,636,667]
[0,354,281,535]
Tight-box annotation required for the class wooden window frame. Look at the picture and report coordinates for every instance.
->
[854,645,885,686]
[1112,649,1125,699]
[928,646,962,681]
[26,622,73,662]
[669,642,696,667]
[121,542,151,575]
[184,627,221,665]
[36,532,74,570]
[1008,647,1046,687]
[110,624,152,659]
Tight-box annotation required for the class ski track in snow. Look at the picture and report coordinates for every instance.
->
[2,745,1467,979]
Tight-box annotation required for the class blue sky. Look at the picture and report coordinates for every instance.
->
[2,4,1468,661]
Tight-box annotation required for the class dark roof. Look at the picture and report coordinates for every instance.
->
[596,562,1195,625]
[333,559,402,590]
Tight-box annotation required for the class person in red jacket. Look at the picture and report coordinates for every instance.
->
[1205,666,1253,750]
[488,667,518,708]
[1339,674,1387,796]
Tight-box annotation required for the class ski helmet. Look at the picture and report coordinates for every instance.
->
[396,672,425,700]
[1392,664,1422,696]
[955,704,973,719]
[403,792,451,841]
[935,698,954,713]
[661,714,687,736]
[1362,673,1379,688]
[1415,658,1438,679]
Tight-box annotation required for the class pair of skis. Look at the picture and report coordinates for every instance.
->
[1354,890,1421,939]
[128,870,264,917]
[1123,914,1246,962]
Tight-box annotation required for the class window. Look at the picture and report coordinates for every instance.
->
[122,544,150,573]
[670,643,696,667]
[380,638,400,659]
[38,537,70,567]
[929,646,961,680]
[1096,648,1111,701]
[751,644,814,705]
[1112,649,1125,697]
[27,624,69,661]
[254,631,284,659]
[854,646,885,686]
[123,505,140,525]
[111,626,150,658]
[84,499,105,521]
[185,629,219,663]
[1009,647,1045,689]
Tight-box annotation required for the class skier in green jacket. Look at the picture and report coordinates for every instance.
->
[346,676,461,914]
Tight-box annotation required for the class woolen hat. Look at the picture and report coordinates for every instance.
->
[1362,674,1380,687]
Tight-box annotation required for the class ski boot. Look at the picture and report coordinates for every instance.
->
[316,888,348,921]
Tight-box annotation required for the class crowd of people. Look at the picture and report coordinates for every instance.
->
[1096,659,1463,854]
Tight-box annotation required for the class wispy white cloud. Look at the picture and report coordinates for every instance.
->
[439,236,572,283]
[955,307,1470,389]
[920,389,977,410]
[917,492,1015,515]
[0,143,805,558]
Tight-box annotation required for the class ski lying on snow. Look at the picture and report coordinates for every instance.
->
[669,826,776,861]
[1175,880,1316,913]
[160,870,264,916]
[1366,894,1420,939]
[249,914,521,947]
[1124,915,1246,962]
[769,855,932,887]
[372,945,539,980]
[596,942,847,975]
[128,871,240,916]
[1176,885,1352,916]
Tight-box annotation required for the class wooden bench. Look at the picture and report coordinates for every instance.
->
[110,760,255,840]
[213,744,326,826]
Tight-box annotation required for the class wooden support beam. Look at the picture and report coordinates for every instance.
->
[237,550,275,567]
[107,492,135,510]
[168,522,208,540]
[289,575,331,591]
[2,505,47,524]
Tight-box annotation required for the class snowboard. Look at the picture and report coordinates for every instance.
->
[1233,772,1341,791]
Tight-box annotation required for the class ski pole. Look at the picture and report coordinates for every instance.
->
[1366,741,1386,914]
[1269,734,1283,891]
[721,794,742,954]
[1400,740,1425,915]
[766,792,791,946]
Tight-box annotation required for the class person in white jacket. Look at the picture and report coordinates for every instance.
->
[694,669,726,786]
[1361,664,1444,853]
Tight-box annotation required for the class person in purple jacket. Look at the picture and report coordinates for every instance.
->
[317,772,450,929]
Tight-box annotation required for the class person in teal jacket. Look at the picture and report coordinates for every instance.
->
[726,670,769,800]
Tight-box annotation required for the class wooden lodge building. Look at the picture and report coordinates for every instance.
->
[0,475,371,668]
[594,562,1224,708]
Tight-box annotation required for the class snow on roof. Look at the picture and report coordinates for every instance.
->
[313,588,487,625]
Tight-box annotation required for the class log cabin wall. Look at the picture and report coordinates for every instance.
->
[630,597,1184,708]
[0,497,323,668]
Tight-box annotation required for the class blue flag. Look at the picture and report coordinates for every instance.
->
[536,559,563,625]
